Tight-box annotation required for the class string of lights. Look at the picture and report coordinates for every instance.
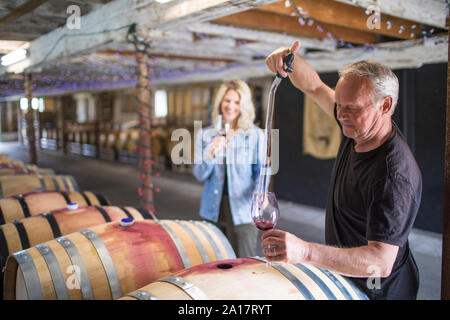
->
[0,2,446,98]
[38,24,135,67]
[285,0,447,51]
[126,23,160,217]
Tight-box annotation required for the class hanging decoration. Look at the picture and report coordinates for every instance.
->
[285,0,447,52]
[0,2,447,98]
[126,23,159,219]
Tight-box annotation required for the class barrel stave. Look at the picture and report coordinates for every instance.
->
[27,246,57,300]
[1,224,22,254]
[24,192,68,217]
[22,216,54,248]
[0,198,23,223]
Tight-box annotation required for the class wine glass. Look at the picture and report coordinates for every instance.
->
[251,191,280,266]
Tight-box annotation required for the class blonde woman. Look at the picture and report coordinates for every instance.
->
[193,80,265,257]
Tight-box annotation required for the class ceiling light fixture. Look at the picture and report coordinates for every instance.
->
[1,48,27,66]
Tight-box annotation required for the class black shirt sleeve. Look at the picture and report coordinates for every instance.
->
[366,174,418,246]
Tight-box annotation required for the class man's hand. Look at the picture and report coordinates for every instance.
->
[265,41,301,78]
[265,41,335,116]
[261,229,311,264]
[262,229,399,278]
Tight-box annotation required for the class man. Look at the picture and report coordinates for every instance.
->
[263,41,422,300]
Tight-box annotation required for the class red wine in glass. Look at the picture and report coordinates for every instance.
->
[251,192,280,265]
[254,220,275,231]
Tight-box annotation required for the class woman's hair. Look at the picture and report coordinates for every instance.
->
[339,60,399,115]
[211,80,255,131]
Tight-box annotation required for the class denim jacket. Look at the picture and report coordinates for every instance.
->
[193,125,267,225]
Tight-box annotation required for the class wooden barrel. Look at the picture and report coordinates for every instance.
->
[74,131,81,143]
[42,128,48,139]
[0,158,19,165]
[22,164,55,175]
[0,165,29,176]
[67,132,74,143]
[3,219,235,300]
[0,174,79,199]
[0,164,55,176]
[88,131,96,145]
[81,131,88,145]
[105,131,116,149]
[34,168,56,175]
[125,129,139,153]
[120,258,368,300]
[0,190,110,225]
[100,132,107,148]
[115,130,127,152]
[0,206,153,299]
[0,206,151,257]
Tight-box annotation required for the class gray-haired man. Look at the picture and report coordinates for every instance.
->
[263,41,422,300]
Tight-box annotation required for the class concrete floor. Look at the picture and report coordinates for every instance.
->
[0,141,443,300]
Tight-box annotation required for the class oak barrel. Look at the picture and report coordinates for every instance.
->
[3,219,236,300]
[0,206,151,258]
[0,190,110,225]
[22,164,55,175]
[0,164,55,176]
[0,205,152,299]
[120,258,368,300]
[0,174,79,199]
[124,129,139,153]
[0,165,29,176]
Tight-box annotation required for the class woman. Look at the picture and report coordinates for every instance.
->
[193,80,265,258]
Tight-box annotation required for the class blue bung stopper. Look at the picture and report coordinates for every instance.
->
[120,218,135,227]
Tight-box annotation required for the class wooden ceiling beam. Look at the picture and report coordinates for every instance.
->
[334,0,448,30]
[0,0,281,74]
[257,0,421,40]
[213,9,377,45]
[186,23,336,51]
[98,49,234,64]
[0,31,40,41]
[0,0,49,29]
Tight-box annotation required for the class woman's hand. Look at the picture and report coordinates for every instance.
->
[261,229,311,264]
[208,136,227,158]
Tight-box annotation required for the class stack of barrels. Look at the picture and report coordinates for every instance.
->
[40,123,195,174]
[0,153,368,300]
[0,153,238,300]
[60,125,170,167]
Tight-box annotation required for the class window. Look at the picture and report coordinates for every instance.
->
[154,90,168,118]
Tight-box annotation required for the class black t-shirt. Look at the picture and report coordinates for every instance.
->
[325,105,422,300]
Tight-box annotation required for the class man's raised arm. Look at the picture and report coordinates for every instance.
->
[265,40,335,117]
